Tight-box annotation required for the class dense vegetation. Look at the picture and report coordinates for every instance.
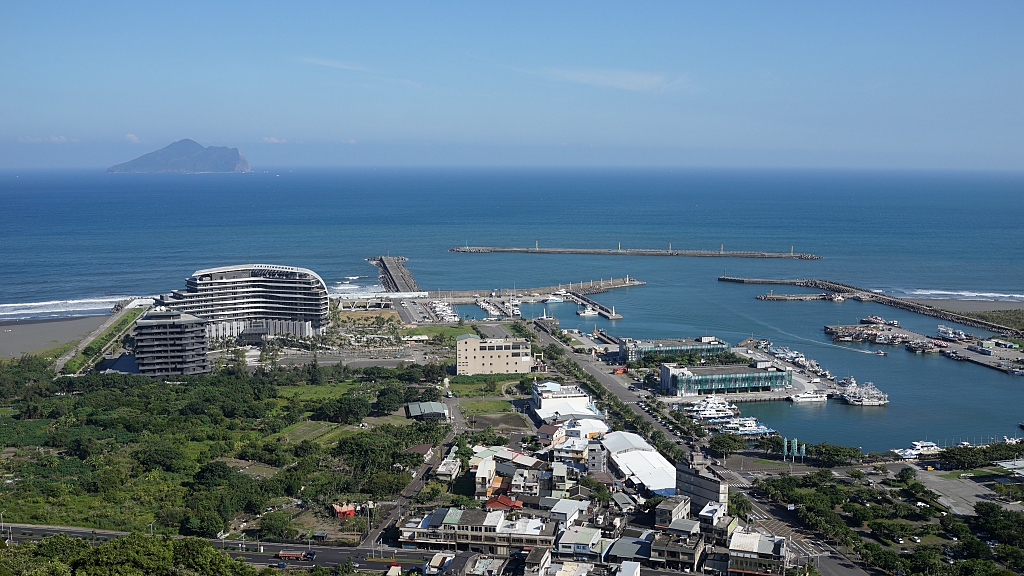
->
[938,442,1024,470]
[958,309,1024,332]
[0,355,449,538]
[0,533,258,576]
[754,469,1024,576]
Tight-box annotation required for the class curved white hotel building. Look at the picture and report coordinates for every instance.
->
[157,264,329,338]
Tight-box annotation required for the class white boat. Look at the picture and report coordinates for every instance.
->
[543,296,564,303]
[577,306,599,317]
[789,391,828,403]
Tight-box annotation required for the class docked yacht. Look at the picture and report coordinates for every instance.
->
[789,391,828,403]
[543,296,564,303]
[576,306,599,317]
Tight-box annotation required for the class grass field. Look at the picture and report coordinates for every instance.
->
[275,382,361,401]
[938,467,1004,479]
[401,325,477,339]
[336,310,400,321]
[459,400,513,416]
[448,378,521,398]
[267,420,341,444]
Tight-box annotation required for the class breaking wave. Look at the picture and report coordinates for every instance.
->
[899,289,1024,301]
[0,296,133,319]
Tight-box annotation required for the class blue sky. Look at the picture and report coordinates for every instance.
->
[2,2,1023,169]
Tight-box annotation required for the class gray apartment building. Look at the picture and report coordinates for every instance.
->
[134,309,210,376]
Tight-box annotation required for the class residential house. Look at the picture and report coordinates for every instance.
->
[699,501,738,546]
[655,495,691,529]
[550,499,588,525]
[555,526,603,560]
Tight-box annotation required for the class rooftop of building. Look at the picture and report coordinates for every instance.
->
[406,401,449,417]
[657,495,691,511]
[625,337,726,347]
[700,501,727,518]
[601,431,652,455]
[662,363,783,376]
[189,263,323,281]
[554,438,590,452]
[136,309,208,326]
[666,518,701,535]
[729,530,785,556]
[558,526,602,546]
[606,533,653,560]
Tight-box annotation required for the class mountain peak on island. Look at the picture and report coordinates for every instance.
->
[107,139,250,173]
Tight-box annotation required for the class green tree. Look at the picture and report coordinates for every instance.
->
[708,433,746,458]
[729,491,753,519]
[260,512,298,540]
[847,469,866,481]
[896,466,917,483]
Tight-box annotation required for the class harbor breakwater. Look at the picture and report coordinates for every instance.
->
[721,276,1022,338]
[452,245,823,259]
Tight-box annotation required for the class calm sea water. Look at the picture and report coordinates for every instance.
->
[2,168,1024,451]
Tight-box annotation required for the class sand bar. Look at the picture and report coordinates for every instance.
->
[0,315,110,358]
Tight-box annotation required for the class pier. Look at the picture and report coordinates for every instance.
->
[452,244,822,260]
[757,292,829,301]
[720,276,1023,338]
[564,291,622,319]
[424,276,645,300]
[369,256,420,292]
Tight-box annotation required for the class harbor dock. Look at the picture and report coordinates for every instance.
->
[720,276,1023,338]
[369,256,420,292]
[564,291,622,319]
[453,244,822,259]
[360,255,644,322]
[424,276,645,301]
[824,322,1024,376]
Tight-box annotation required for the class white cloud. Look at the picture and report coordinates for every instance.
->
[299,57,369,72]
[263,136,288,144]
[540,68,689,93]
[124,133,141,143]
[301,57,421,88]
[18,135,72,144]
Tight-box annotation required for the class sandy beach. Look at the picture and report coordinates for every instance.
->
[0,315,110,358]
[908,299,1024,313]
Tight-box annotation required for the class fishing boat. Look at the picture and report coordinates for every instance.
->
[576,306,599,317]
[875,350,888,356]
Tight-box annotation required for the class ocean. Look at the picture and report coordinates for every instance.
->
[2,167,1024,451]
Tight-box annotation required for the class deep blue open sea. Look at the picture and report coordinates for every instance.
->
[2,168,1024,451]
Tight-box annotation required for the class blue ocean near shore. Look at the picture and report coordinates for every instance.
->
[2,168,1024,451]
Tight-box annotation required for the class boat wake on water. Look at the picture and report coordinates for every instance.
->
[718,302,876,354]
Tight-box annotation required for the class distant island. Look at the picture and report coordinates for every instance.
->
[107,139,250,173]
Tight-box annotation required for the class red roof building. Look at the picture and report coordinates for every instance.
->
[332,503,356,518]
[485,495,524,511]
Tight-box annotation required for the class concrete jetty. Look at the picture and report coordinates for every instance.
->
[720,276,1023,338]
[452,245,823,260]
[369,256,420,292]
[757,292,829,301]
[564,291,622,319]
[425,276,645,301]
